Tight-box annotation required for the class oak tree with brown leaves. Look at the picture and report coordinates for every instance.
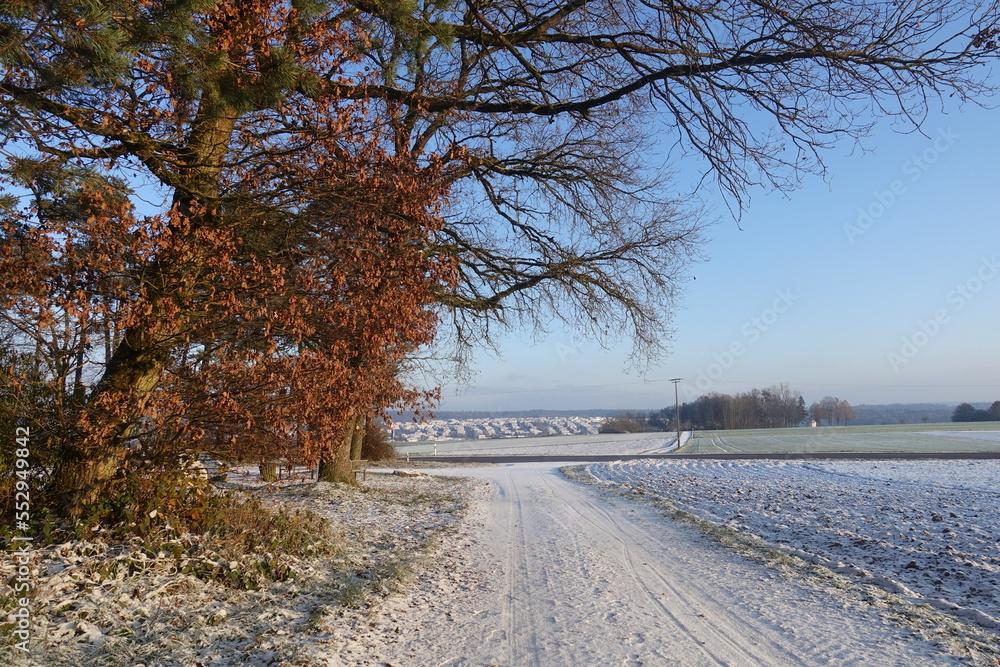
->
[0,1,459,510]
[2,0,999,516]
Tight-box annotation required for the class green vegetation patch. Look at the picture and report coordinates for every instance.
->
[680,422,1000,455]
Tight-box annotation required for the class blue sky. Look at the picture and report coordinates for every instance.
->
[437,101,1000,412]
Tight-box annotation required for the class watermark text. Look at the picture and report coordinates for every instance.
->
[888,255,999,371]
[686,288,798,397]
[10,426,34,652]
[844,127,959,244]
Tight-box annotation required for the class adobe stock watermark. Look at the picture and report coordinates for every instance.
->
[888,255,999,372]
[555,330,589,364]
[685,288,799,398]
[9,426,34,652]
[844,127,960,244]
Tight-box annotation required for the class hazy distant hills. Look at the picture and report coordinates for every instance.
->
[414,403,993,426]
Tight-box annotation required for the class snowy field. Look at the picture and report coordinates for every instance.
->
[347,463,988,666]
[584,458,1000,635]
[10,425,1000,665]
[684,424,1000,455]
[394,429,682,456]
[396,423,1000,457]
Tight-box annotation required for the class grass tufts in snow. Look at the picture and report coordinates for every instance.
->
[3,465,340,593]
[1,470,481,665]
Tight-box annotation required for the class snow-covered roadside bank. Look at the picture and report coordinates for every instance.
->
[1,470,488,666]
[575,459,1000,664]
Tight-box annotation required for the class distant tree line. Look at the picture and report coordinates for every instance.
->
[598,393,1000,432]
[849,404,954,425]
[952,402,1000,422]
[808,396,856,426]
[599,383,809,433]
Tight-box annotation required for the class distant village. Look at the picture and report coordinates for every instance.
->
[387,401,982,442]
[391,416,606,441]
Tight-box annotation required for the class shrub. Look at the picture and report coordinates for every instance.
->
[6,454,339,589]
[361,422,396,460]
[952,401,1000,422]
[598,412,652,434]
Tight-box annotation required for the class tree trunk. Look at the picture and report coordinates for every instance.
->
[317,456,335,482]
[259,462,278,482]
[44,448,126,516]
[350,415,365,461]
[46,321,176,510]
[45,107,237,513]
[317,417,360,486]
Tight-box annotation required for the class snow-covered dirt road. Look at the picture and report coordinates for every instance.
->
[347,463,963,666]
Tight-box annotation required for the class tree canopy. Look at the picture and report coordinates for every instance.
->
[680,384,809,430]
[356,0,1000,364]
[952,401,1000,422]
[809,396,857,426]
[1,0,998,512]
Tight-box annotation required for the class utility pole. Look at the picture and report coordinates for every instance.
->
[670,378,682,451]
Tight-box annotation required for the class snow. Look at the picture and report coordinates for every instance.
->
[1,469,487,666]
[396,430,686,457]
[682,428,1000,454]
[586,458,1000,634]
[339,463,979,666]
[930,431,1000,442]
[7,452,1000,665]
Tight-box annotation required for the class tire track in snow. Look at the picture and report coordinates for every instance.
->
[371,463,965,666]
[498,470,518,663]
[503,469,542,666]
[548,472,814,666]
[542,474,714,659]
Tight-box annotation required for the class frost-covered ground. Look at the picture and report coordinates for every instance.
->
[395,430,684,456]
[9,446,1000,665]
[330,463,988,666]
[935,431,1000,442]
[397,423,1000,457]
[1,469,488,666]
[684,430,1000,454]
[585,458,1000,634]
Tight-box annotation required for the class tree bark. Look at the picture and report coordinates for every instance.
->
[45,108,237,512]
[350,415,365,461]
[259,462,278,482]
[45,320,177,510]
[317,417,360,486]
